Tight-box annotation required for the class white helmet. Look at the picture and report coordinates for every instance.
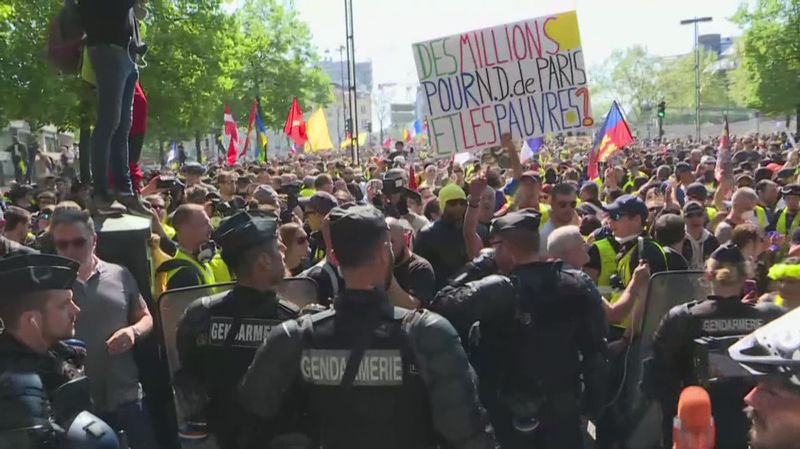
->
[729,307,800,388]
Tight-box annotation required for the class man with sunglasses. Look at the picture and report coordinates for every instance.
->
[771,184,800,238]
[585,194,668,329]
[50,210,158,449]
[539,183,579,256]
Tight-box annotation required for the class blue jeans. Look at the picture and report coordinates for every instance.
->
[100,400,161,449]
[88,43,137,198]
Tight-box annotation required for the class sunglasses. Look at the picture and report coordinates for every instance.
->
[55,237,88,251]
[685,212,704,219]
[40,212,52,220]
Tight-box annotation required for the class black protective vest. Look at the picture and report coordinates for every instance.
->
[298,290,434,449]
[180,286,297,447]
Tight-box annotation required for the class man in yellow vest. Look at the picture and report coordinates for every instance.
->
[585,195,669,330]
[156,204,219,293]
[773,184,800,237]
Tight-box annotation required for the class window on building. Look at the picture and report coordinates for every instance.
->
[360,105,366,114]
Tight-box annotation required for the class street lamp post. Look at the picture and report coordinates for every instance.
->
[680,16,712,142]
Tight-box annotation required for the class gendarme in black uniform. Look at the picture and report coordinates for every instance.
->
[238,205,497,449]
[648,244,786,449]
[431,209,608,449]
[0,254,118,449]
[174,211,298,449]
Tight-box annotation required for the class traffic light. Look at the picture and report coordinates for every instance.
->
[345,119,352,135]
[657,101,666,119]
[366,121,373,133]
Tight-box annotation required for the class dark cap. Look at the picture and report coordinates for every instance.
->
[520,171,541,183]
[181,162,206,175]
[329,205,388,252]
[781,183,800,196]
[686,182,708,200]
[683,201,705,217]
[384,168,406,181]
[305,191,338,215]
[710,243,745,264]
[603,194,648,220]
[490,209,541,236]
[0,254,79,295]
[675,162,692,174]
[736,172,754,183]
[214,211,279,255]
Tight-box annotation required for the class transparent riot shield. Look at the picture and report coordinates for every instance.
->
[622,270,711,449]
[156,278,317,447]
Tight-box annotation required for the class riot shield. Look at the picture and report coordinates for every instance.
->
[156,278,318,448]
[622,270,711,449]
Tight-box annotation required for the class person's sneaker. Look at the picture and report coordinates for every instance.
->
[90,195,125,216]
[117,194,152,218]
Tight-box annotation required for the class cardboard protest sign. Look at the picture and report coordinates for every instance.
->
[413,11,594,155]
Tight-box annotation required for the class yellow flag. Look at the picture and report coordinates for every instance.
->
[306,107,334,152]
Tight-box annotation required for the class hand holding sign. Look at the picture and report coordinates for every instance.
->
[413,11,593,155]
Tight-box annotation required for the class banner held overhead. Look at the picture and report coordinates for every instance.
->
[412,11,594,155]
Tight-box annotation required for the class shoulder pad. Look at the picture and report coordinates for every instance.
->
[307,308,336,324]
[200,290,230,308]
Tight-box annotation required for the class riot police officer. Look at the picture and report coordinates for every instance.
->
[174,211,298,449]
[431,209,608,449]
[239,205,496,449]
[0,254,119,449]
[648,243,786,449]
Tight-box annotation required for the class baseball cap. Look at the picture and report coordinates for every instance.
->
[252,184,279,204]
[519,171,541,183]
[781,183,800,196]
[686,182,709,201]
[700,155,716,165]
[490,209,541,236]
[710,243,745,264]
[603,194,648,220]
[683,201,705,217]
[304,191,338,215]
[0,254,79,295]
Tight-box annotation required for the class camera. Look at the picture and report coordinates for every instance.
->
[156,176,182,190]
[382,178,404,196]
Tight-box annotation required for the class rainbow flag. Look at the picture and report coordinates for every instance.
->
[588,101,634,179]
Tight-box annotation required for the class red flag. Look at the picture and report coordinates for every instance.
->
[382,137,393,149]
[283,97,308,146]
[715,116,731,182]
[408,163,418,191]
[240,98,258,159]
[224,105,239,165]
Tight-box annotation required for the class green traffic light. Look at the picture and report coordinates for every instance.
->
[658,111,665,118]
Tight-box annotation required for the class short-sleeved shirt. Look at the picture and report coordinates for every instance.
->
[394,253,436,306]
[72,259,145,413]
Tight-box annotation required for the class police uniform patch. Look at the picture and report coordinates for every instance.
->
[300,349,404,386]
[701,318,764,335]
[208,317,278,348]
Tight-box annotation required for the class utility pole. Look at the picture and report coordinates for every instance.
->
[344,0,358,164]
[680,16,712,142]
[338,45,347,147]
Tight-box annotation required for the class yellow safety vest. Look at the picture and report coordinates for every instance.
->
[706,207,718,222]
[776,209,800,235]
[209,253,233,284]
[155,249,216,297]
[163,223,176,239]
[775,294,785,308]
[300,188,316,198]
[755,205,768,230]
[594,237,667,328]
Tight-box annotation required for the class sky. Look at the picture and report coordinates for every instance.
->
[294,0,743,103]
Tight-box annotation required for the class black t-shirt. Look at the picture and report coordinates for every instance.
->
[393,253,436,306]
[663,247,689,271]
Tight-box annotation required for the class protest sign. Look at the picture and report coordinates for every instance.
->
[412,11,593,155]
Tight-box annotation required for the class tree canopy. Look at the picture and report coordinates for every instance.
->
[0,0,332,140]
[729,0,800,121]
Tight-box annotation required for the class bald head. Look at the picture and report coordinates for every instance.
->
[386,217,412,263]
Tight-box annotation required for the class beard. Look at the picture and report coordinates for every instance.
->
[746,406,800,449]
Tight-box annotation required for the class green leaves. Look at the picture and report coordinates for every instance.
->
[730,0,800,117]
[0,0,331,143]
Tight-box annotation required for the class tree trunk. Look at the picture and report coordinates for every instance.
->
[79,108,92,186]
[195,131,202,163]
[159,141,164,168]
[796,105,800,135]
